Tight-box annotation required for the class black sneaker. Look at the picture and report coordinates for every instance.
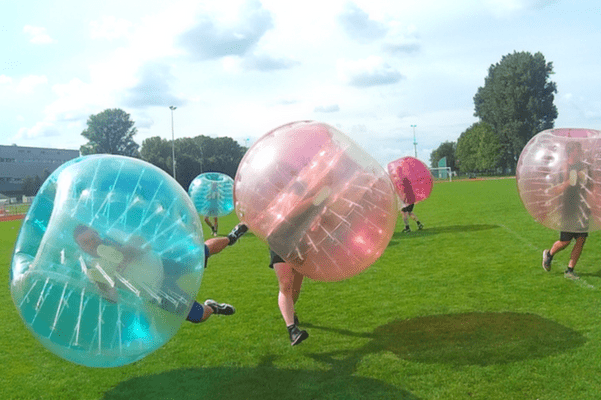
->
[204,299,236,315]
[288,325,309,346]
[402,226,411,233]
[542,249,553,272]
[417,222,424,230]
[227,223,248,245]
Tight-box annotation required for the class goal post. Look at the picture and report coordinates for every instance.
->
[429,167,453,182]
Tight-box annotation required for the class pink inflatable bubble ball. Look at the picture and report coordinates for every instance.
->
[234,121,398,281]
[516,128,601,232]
[387,156,433,206]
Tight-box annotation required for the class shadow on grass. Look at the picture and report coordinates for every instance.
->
[102,360,419,400]
[389,224,499,243]
[305,312,585,367]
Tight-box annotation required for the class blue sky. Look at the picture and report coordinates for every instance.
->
[1,0,600,167]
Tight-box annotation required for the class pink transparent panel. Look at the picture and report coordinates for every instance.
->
[387,156,433,205]
[516,128,601,232]
[234,121,398,281]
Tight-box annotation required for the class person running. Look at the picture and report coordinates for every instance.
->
[269,250,309,346]
[204,216,219,237]
[542,141,591,280]
[400,203,424,233]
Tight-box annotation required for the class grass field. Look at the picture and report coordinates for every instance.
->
[3,178,601,399]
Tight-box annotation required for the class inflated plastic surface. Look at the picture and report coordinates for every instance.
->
[516,128,601,232]
[387,156,433,206]
[10,155,205,367]
[188,172,235,217]
[234,121,398,281]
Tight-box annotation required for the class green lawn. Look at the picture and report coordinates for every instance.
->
[3,178,601,399]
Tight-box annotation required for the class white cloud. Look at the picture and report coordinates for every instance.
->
[337,56,404,87]
[314,104,341,113]
[16,75,48,94]
[23,25,56,44]
[15,121,60,140]
[338,2,388,42]
[0,75,12,84]
[177,0,273,61]
[89,16,133,39]
[484,0,556,17]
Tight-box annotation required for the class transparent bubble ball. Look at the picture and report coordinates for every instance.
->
[387,156,433,206]
[234,121,398,281]
[10,155,205,367]
[188,172,235,217]
[516,128,601,232]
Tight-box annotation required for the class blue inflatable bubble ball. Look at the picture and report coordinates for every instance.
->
[188,172,234,217]
[10,155,205,368]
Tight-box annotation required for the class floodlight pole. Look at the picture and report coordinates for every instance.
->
[169,106,177,180]
[411,124,417,158]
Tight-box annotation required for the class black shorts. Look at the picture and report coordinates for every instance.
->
[559,231,588,242]
[401,203,414,213]
[269,249,285,269]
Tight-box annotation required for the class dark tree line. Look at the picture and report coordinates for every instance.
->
[78,108,247,191]
[140,135,246,191]
[21,169,51,196]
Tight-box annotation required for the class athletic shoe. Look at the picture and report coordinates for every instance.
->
[212,227,218,237]
[288,325,309,346]
[542,249,553,272]
[402,226,411,233]
[204,299,236,315]
[417,222,424,230]
[227,223,248,245]
[564,269,580,280]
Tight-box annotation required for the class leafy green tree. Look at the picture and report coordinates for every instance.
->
[20,173,46,196]
[140,135,246,189]
[80,108,140,157]
[456,122,501,173]
[473,51,557,173]
[193,136,247,178]
[140,136,172,174]
[174,138,203,190]
[21,176,36,196]
[430,141,456,170]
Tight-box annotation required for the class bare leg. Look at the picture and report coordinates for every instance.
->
[550,240,571,257]
[568,236,587,269]
[274,262,304,326]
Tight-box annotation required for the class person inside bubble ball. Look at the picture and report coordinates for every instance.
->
[73,222,248,322]
[204,216,219,237]
[399,178,424,233]
[261,177,333,346]
[542,141,592,280]
[268,250,309,346]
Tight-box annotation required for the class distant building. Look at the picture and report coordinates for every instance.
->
[0,144,80,196]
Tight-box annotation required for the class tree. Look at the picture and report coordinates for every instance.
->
[140,136,172,174]
[473,51,557,173]
[455,122,501,173]
[194,136,246,178]
[80,108,140,157]
[430,141,456,170]
[140,134,246,189]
